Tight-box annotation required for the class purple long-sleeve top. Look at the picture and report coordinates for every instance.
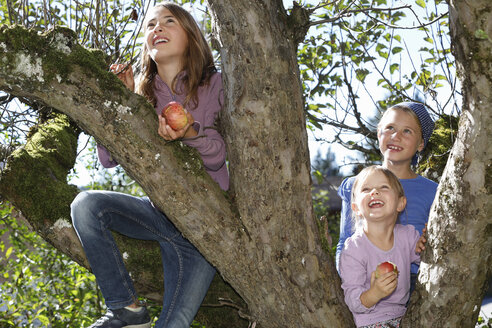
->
[97,72,229,191]
[339,224,421,327]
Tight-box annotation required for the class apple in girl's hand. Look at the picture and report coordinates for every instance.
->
[375,261,399,278]
[162,101,188,130]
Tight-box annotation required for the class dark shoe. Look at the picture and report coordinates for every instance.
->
[88,307,151,328]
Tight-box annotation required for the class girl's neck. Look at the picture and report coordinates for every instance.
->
[364,221,395,251]
[382,159,417,179]
[157,62,182,88]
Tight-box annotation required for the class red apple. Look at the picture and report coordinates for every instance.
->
[162,101,188,130]
[375,261,399,278]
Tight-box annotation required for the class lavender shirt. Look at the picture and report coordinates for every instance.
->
[339,224,420,327]
[97,72,229,191]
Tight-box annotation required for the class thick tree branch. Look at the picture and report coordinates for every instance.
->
[0,25,248,327]
[402,0,492,326]
[0,26,240,257]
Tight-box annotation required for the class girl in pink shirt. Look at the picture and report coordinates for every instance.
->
[71,3,227,328]
[339,166,426,328]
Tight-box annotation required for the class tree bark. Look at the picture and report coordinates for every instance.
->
[0,6,353,327]
[402,1,492,327]
[206,0,353,326]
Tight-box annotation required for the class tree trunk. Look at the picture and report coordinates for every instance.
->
[207,0,351,326]
[0,7,353,328]
[203,0,354,326]
[402,1,492,326]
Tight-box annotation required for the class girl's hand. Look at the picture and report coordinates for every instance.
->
[416,224,428,253]
[110,63,135,91]
[158,111,196,141]
[371,270,398,299]
[360,271,398,308]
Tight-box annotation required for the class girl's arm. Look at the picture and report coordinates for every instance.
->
[182,122,226,172]
[157,112,226,172]
[181,75,226,172]
[336,177,355,270]
[410,225,424,265]
[339,251,377,313]
[97,144,118,168]
[415,224,427,253]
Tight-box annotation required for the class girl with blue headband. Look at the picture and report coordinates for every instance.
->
[336,102,437,296]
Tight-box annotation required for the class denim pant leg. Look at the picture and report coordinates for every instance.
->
[155,235,216,328]
[71,190,177,308]
[71,190,215,327]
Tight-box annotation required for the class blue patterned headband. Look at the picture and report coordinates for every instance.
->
[392,102,435,165]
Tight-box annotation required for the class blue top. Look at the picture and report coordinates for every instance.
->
[336,175,438,274]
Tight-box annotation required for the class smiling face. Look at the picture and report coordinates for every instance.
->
[351,167,406,225]
[378,108,424,166]
[144,6,189,68]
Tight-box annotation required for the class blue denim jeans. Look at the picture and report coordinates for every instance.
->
[71,190,216,328]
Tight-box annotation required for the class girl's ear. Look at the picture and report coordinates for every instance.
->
[397,196,407,213]
[351,202,361,217]
[417,138,425,152]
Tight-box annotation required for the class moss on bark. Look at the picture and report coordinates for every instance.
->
[417,114,460,181]
[0,112,79,229]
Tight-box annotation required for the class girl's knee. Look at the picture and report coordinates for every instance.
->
[71,191,100,227]
[71,191,102,212]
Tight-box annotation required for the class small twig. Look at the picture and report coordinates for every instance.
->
[201,297,255,322]
[309,5,412,27]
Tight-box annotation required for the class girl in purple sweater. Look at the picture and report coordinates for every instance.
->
[339,166,426,328]
[71,3,228,328]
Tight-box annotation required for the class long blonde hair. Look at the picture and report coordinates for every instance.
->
[136,2,217,108]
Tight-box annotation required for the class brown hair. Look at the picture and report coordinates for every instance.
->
[136,2,217,108]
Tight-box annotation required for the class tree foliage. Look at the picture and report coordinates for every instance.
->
[0,0,489,327]
[0,203,103,327]
[298,0,459,169]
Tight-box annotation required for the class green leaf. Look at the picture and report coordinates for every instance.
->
[390,63,399,74]
[392,47,404,54]
[474,29,489,40]
[424,37,434,44]
[416,0,426,8]
[376,43,388,52]
[356,68,370,82]
[36,315,50,325]
[5,246,13,259]
[416,70,431,86]
[378,51,389,59]
[313,170,324,185]
[434,74,447,81]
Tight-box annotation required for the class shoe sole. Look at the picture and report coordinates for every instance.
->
[124,323,151,328]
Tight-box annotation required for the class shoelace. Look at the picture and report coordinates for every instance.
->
[93,311,113,325]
